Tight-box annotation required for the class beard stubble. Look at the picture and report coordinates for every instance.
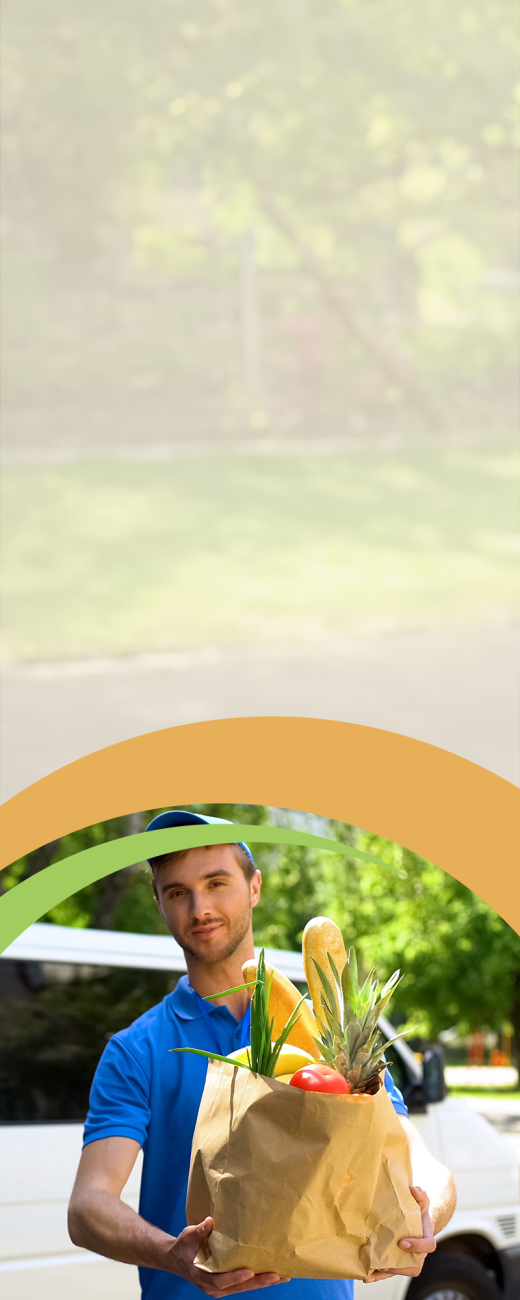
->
[180,905,252,966]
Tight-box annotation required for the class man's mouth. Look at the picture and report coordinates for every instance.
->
[190,921,224,940]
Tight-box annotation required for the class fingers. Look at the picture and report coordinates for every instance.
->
[411,1185,434,1235]
[409,1186,430,1212]
[399,1236,436,1254]
[364,1266,425,1282]
[194,1217,216,1240]
[209,1270,256,1290]
[201,1273,287,1295]
[399,1184,435,1256]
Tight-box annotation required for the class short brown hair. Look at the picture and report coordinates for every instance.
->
[149,843,256,883]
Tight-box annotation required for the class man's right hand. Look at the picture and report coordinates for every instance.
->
[168,1217,291,1295]
[69,1139,290,1291]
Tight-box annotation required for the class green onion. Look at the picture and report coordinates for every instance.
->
[169,949,307,1078]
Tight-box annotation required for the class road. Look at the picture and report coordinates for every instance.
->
[1,623,518,800]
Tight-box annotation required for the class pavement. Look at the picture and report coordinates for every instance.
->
[1,623,519,800]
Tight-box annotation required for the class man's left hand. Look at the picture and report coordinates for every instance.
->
[363,1186,437,1284]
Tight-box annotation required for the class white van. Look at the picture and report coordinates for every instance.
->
[1,923,519,1300]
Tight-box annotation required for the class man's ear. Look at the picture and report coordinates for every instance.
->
[251,869,262,909]
[153,889,166,923]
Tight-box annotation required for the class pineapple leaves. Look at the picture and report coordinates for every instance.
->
[312,957,338,1021]
[358,966,377,1005]
[380,970,401,999]
[314,1037,335,1064]
[312,940,407,1093]
[381,1027,418,1054]
[347,946,359,1000]
[340,962,357,1016]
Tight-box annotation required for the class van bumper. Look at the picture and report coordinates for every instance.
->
[501,1243,520,1299]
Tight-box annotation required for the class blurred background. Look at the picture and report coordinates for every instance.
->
[3,805,520,1296]
[2,804,519,1122]
[1,0,519,798]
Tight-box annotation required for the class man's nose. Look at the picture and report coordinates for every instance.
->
[190,891,213,919]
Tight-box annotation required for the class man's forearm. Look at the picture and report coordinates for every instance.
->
[400,1116,457,1234]
[68,1186,175,1271]
[415,1161,456,1235]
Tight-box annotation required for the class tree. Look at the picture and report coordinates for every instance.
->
[2,0,518,434]
[4,803,519,1057]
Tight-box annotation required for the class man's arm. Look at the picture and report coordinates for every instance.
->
[68,1136,287,1296]
[364,1115,457,1285]
[400,1115,457,1236]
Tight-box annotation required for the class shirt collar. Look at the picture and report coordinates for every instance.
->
[169,974,223,1021]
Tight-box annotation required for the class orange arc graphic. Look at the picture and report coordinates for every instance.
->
[0,718,518,932]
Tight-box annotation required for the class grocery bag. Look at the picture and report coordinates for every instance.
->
[186,1059,423,1282]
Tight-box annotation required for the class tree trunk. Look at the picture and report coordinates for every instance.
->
[239,229,263,405]
[19,840,62,882]
[510,969,520,1071]
[260,197,444,429]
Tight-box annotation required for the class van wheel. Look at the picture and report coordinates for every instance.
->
[406,1252,502,1300]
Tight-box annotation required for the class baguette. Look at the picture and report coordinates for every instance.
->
[242,959,319,1058]
[302,916,347,1025]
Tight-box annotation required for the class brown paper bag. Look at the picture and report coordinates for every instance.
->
[186,1060,422,1281]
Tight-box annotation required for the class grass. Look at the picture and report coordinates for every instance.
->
[449,1088,520,1099]
[1,439,519,662]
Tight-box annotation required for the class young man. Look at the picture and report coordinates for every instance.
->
[68,810,456,1300]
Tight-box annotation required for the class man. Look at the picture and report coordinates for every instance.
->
[68,809,456,1300]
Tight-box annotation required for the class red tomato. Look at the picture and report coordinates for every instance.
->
[289,1064,351,1094]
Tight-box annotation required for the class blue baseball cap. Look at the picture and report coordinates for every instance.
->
[144,809,255,868]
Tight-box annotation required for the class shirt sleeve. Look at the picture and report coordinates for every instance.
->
[384,1066,409,1117]
[83,1034,152,1149]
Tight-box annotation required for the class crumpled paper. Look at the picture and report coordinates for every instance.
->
[186,1059,422,1281]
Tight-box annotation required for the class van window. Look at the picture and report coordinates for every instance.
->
[0,959,179,1123]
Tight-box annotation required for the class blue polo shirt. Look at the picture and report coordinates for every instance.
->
[83,976,408,1300]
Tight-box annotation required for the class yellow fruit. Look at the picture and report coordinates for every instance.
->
[302,917,347,1025]
[227,1045,253,1067]
[274,1045,316,1076]
[227,1043,315,1077]
[275,1073,294,1084]
[242,959,319,1059]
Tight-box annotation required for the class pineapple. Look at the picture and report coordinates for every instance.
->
[309,941,410,1094]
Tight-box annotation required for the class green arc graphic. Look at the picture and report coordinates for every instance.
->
[0,824,403,954]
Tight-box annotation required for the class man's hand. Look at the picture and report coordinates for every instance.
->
[69,1138,291,1292]
[168,1216,291,1296]
[363,1186,436,1284]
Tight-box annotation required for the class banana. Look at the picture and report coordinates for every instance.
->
[302,917,347,1025]
[227,1043,315,1077]
[242,958,319,1059]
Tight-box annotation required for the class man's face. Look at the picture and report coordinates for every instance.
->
[153,845,261,965]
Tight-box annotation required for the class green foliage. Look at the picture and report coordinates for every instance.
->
[2,0,518,430]
[346,829,520,1041]
[5,803,519,1044]
[0,966,176,1121]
